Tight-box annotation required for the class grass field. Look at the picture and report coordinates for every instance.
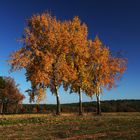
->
[0,112,140,140]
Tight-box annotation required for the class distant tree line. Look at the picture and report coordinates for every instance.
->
[19,100,140,114]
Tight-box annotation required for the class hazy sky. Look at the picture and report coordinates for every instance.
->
[0,0,140,104]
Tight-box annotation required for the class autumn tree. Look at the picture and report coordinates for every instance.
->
[88,36,127,115]
[9,13,76,115]
[64,17,91,115]
[0,76,25,114]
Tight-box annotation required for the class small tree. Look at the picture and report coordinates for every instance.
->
[0,76,25,114]
[88,36,127,115]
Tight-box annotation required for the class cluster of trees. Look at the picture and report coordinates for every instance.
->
[9,12,127,115]
[0,76,25,114]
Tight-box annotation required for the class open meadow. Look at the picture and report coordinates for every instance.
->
[0,112,140,140]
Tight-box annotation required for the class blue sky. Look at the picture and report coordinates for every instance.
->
[0,0,140,104]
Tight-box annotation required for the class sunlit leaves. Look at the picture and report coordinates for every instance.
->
[88,36,127,95]
[9,12,127,103]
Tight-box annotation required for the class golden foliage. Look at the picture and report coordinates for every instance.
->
[88,36,127,95]
[9,12,127,101]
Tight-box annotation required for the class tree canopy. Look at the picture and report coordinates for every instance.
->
[9,12,127,115]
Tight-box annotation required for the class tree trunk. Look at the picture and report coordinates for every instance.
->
[55,86,61,115]
[16,102,19,114]
[4,102,8,114]
[78,87,83,115]
[96,94,101,115]
[0,102,3,114]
